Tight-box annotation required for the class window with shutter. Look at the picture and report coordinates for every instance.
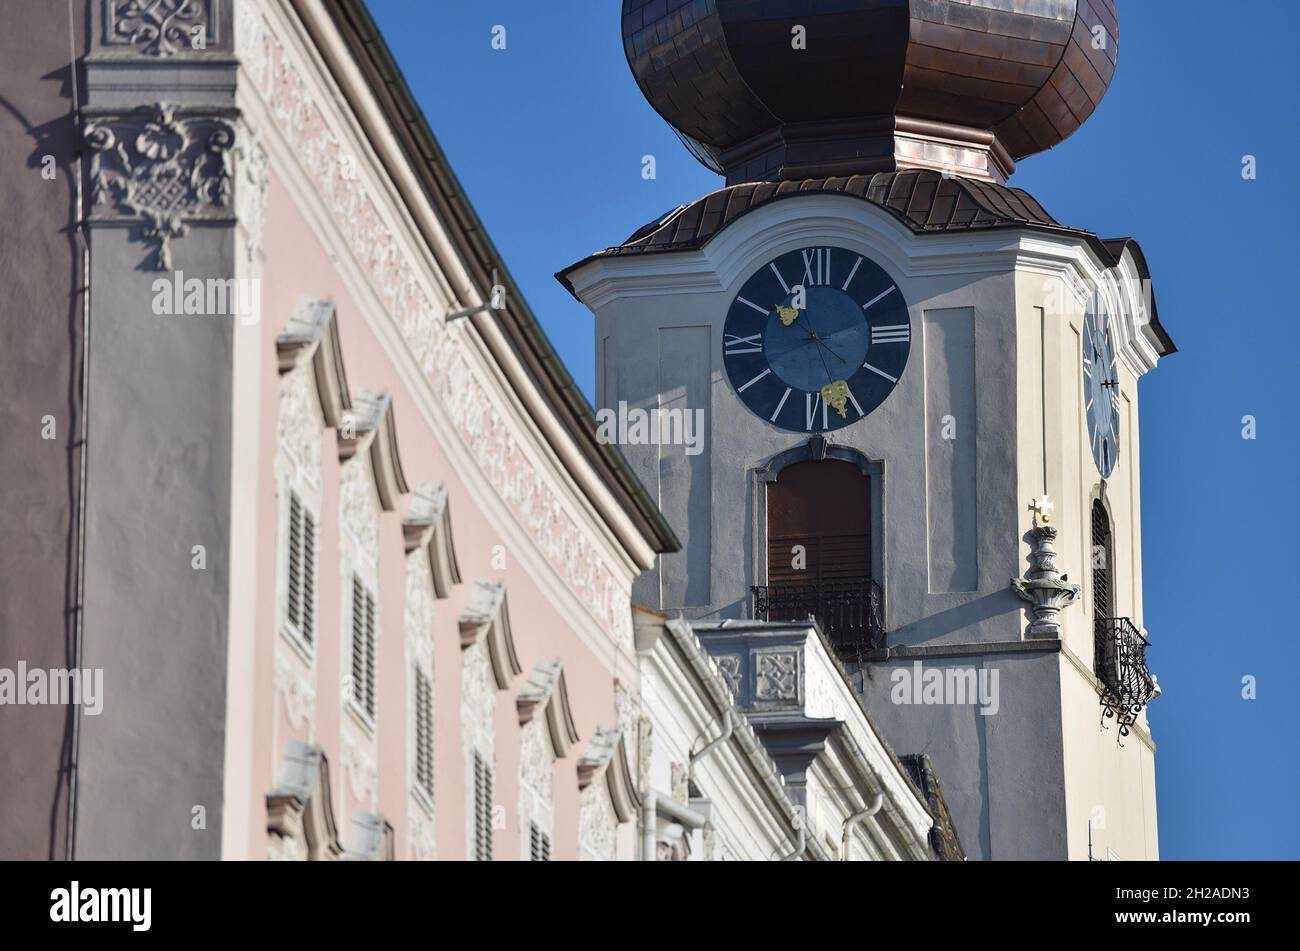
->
[1091,500,1117,682]
[473,752,494,861]
[414,668,434,796]
[350,575,377,720]
[285,490,317,645]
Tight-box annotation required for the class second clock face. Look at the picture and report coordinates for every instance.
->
[722,246,911,433]
[1083,292,1121,478]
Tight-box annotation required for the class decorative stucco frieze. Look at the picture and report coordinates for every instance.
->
[83,103,238,270]
[106,0,218,56]
[237,4,633,649]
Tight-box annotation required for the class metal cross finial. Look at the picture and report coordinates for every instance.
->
[1029,495,1054,525]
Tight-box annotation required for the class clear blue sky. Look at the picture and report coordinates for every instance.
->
[369,1,1300,860]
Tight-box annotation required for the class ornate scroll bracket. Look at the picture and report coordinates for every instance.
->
[1011,524,1081,638]
[83,102,237,270]
[106,0,218,56]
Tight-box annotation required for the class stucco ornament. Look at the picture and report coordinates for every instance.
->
[755,650,800,704]
[108,0,216,56]
[275,364,323,490]
[83,102,236,269]
[1011,518,1081,638]
[340,733,378,807]
[407,810,435,861]
[274,652,315,731]
[237,131,270,262]
[578,783,617,861]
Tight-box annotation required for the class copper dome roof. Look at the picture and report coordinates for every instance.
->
[623,0,1118,184]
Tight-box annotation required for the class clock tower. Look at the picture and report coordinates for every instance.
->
[561,0,1175,860]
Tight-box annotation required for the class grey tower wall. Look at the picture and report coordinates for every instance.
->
[70,0,240,859]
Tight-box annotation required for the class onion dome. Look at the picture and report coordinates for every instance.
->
[622,0,1118,184]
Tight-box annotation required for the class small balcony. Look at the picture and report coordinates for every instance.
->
[1094,616,1156,735]
[751,577,885,662]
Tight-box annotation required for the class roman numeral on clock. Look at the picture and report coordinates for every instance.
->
[871,324,910,344]
[724,333,763,355]
[801,248,831,286]
[805,392,826,431]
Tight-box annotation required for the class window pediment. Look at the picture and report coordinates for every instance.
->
[459,580,521,689]
[577,726,641,823]
[276,297,351,429]
[266,738,344,861]
[339,388,409,511]
[402,481,461,598]
[516,660,581,759]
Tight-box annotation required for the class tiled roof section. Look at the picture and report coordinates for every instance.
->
[605,171,1074,259]
[899,753,966,862]
[559,170,1175,357]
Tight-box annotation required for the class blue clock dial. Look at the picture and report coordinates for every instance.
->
[722,246,910,434]
[1083,293,1121,478]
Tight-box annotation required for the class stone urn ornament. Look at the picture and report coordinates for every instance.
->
[1011,496,1081,638]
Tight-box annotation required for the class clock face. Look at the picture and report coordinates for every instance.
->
[722,246,911,433]
[1083,293,1121,478]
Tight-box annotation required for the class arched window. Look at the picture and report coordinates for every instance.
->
[1091,499,1116,683]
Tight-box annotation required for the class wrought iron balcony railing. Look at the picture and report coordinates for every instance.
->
[751,577,885,661]
[1094,616,1156,736]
